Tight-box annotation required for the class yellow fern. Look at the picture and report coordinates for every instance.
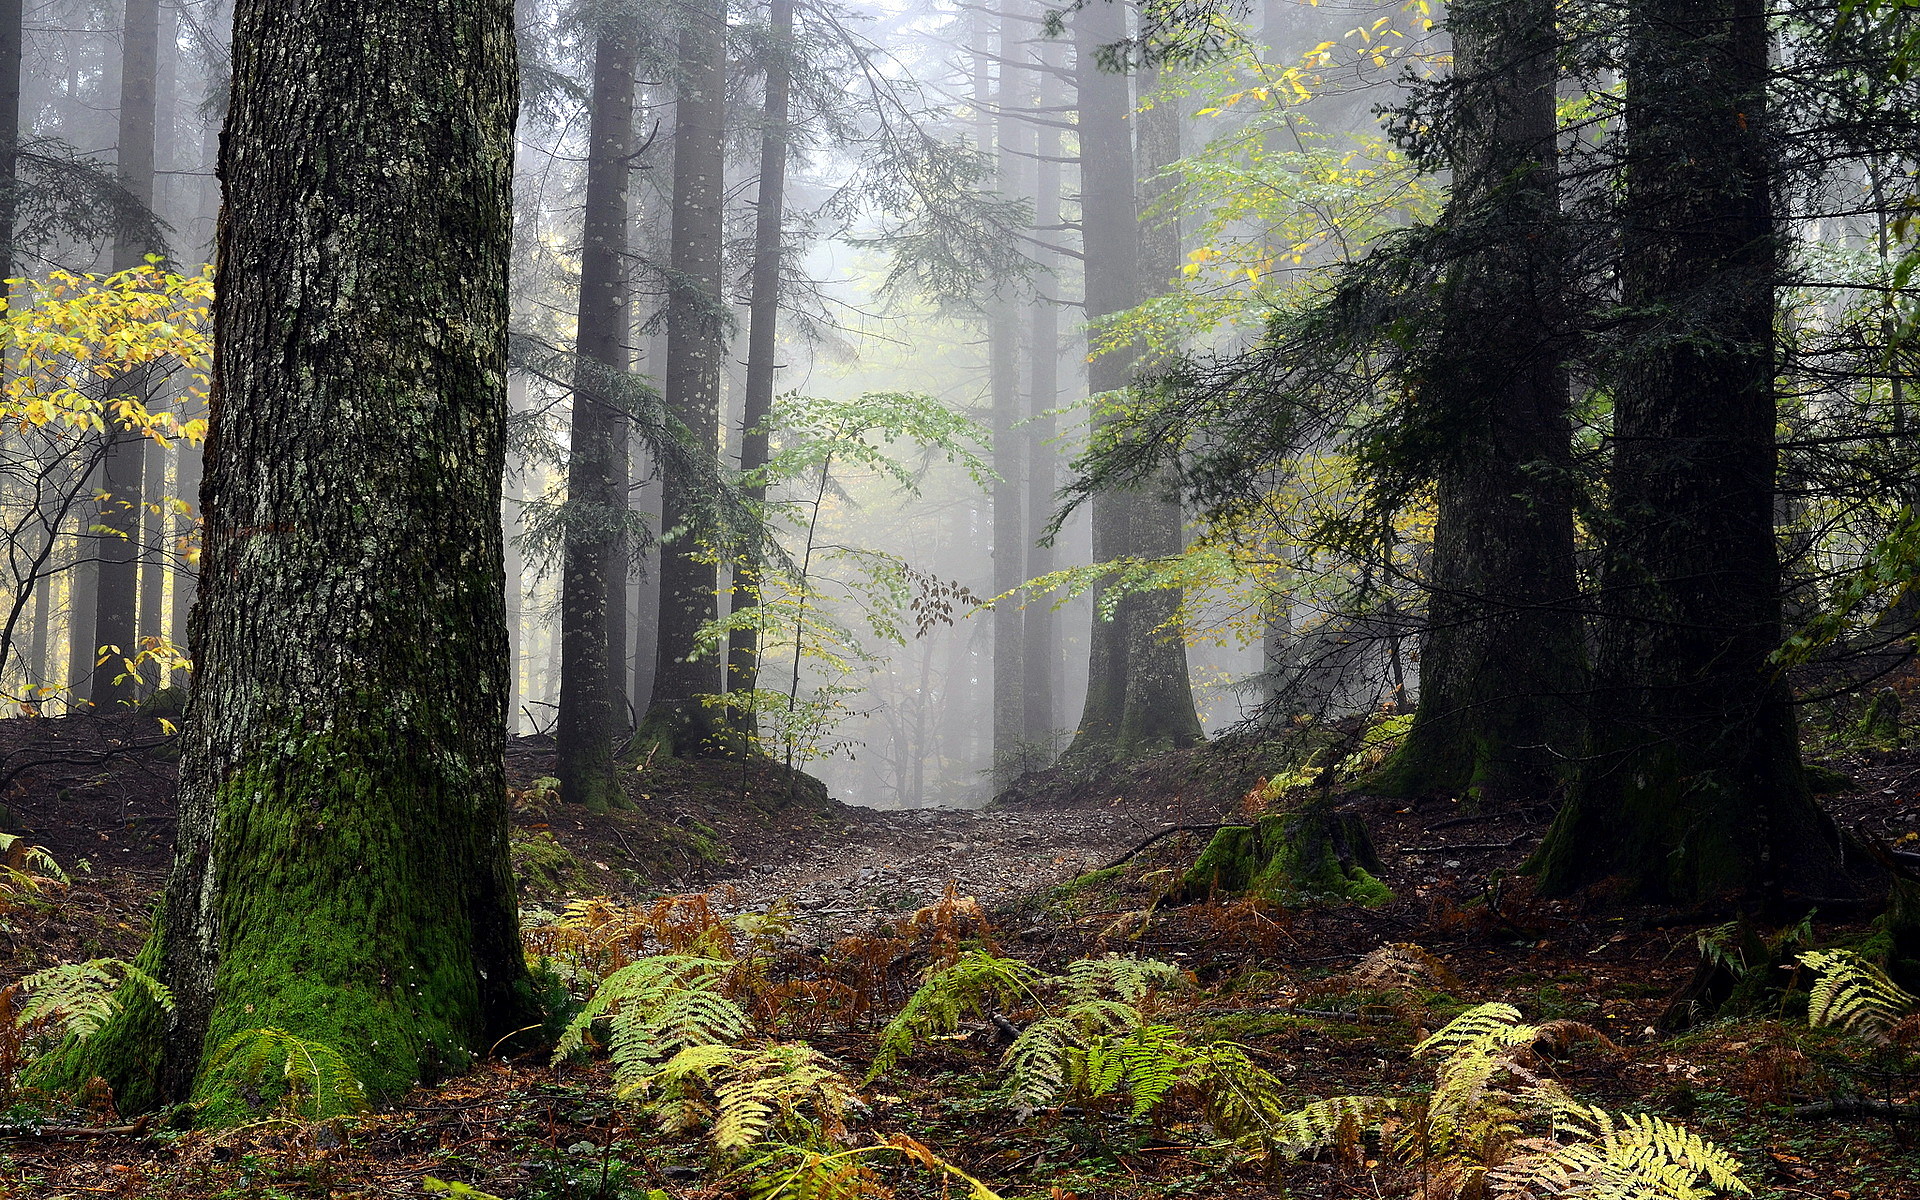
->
[1799,949,1917,1036]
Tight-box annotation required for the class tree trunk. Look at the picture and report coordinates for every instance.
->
[506,375,528,731]
[61,0,530,1117]
[88,0,162,709]
[1114,58,1204,759]
[727,0,793,745]
[1064,0,1137,763]
[1369,0,1582,805]
[556,19,637,811]
[0,0,20,286]
[1022,18,1062,753]
[1531,0,1852,904]
[644,0,727,755]
[990,7,1024,782]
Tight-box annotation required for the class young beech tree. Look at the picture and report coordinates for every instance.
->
[63,0,533,1115]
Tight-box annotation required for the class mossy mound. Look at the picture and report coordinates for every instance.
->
[1178,804,1392,908]
[511,829,593,899]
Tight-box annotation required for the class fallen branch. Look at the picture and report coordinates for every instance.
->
[0,1116,152,1139]
[1097,824,1247,872]
[1397,834,1530,855]
[1792,1096,1920,1122]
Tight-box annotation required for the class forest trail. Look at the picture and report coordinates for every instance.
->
[704,802,1156,924]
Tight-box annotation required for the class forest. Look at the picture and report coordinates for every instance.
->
[1,0,1919,1194]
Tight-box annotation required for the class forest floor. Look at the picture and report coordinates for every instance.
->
[1,711,1918,1199]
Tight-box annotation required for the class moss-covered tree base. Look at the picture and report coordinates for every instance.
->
[1366,704,1569,810]
[636,697,728,760]
[1178,803,1393,908]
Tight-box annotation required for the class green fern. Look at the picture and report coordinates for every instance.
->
[1799,948,1918,1036]
[867,950,1042,1079]
[1058,954,1181,1004]
[207,1027,369,1121]
[15,958,173,1038]
[642,1038,855,1151]
[555,953,747,1080]
[1259,1005,1746,1199]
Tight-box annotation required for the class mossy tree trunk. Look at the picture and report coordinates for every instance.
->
[1370,0,1582,806]
[557,17,638,812]
[77,0,532,1116]
[1530,0,1851,905]
[1180,803,1392,907]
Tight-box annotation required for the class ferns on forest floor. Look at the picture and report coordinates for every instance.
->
[1799,948,1920,1041]
[1251,1002,1747,1200]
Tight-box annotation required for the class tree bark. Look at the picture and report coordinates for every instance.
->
[1022,15,1062,752]
[0,0,20,287]
[1064,0,1137,763]
[990,6,1024,782]
[1370,0,1582,805]
[727,0,793,743]
[556,18,638,811]
[1531,0,1852,904]
[644,0,728,755]
[88,0,162,708]
[61,0,531,1116]
[1114,58,1204,759]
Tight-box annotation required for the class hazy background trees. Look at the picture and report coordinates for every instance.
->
[2,0,1917,841]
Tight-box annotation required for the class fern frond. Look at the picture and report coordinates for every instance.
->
[1342,942,1464,992]
[1002,1015,1080,1108]
[867,950,1043,1079]
[1062,998,1144,1036]
[1109,1024,1188,1117]
[555,954,742,1066]
[16,958,173,1038]
[711,1042,855,1152]
[1800,949,1917,1036]
[1265,1093,1398,1157]
[1189,1041,1297,1144]
[207,1027,369,1120]
[1059,954,1180,1004]
[1413,1003,1531,1059]
[1491,1110,1751,1198]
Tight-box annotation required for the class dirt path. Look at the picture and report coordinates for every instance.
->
[707,803,1162,925]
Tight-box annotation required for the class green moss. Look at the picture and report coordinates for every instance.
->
[47,709,534,1126]
[1180,806,1392,908]
[1856,688,1904,749]
[1803,762,1856,794]
[1057,865,1126,895]
[512,830,591,899]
